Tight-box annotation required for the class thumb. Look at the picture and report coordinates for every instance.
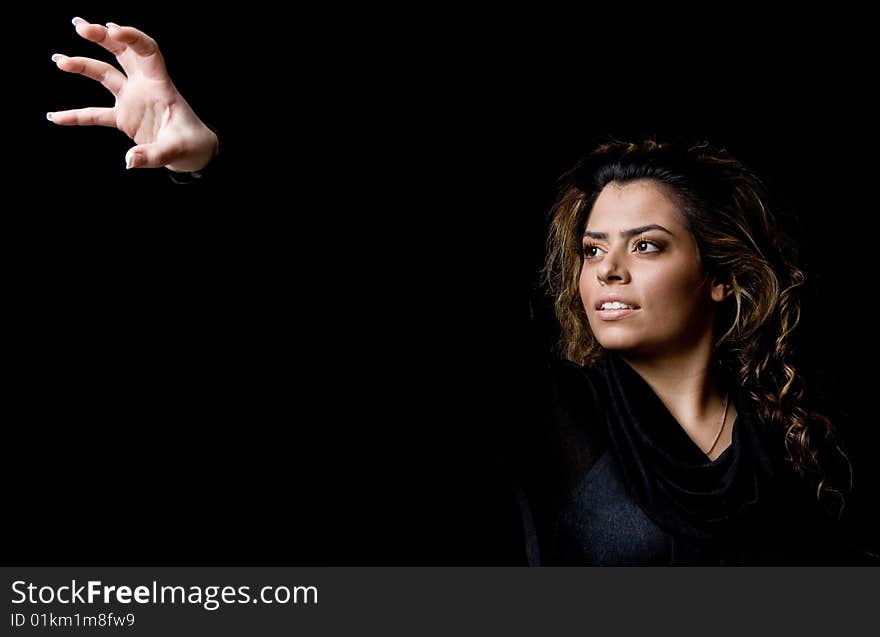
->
[125,144,170,170]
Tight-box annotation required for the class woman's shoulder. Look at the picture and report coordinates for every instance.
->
[504,352,608,470]
[543,354,608,412]
[757,462,880,564]
[533,354,609,471]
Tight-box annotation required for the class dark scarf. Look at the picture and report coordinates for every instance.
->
[594,351,786,543]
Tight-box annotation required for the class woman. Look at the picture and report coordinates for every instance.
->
[48,18,874,565]
[511,138,877,565]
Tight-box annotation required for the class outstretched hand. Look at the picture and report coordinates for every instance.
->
[48,17,219,173]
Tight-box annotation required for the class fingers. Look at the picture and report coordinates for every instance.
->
[105,24,169,80]
[71,17,126,56]
[105,24,159,57]
[125,143,180,170]
[72,16,168,81]
[50,54,126,96]
[46,107,116,128]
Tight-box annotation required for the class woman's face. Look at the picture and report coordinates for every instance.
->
[579,179,721,358]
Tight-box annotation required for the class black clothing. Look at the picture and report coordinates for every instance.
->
[510,351,876,565]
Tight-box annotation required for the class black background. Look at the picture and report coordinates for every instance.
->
[8,4,878,563]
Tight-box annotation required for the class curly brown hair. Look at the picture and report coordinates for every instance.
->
[541,137,851,518]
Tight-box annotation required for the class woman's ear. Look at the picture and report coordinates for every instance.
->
[710,277,734,303]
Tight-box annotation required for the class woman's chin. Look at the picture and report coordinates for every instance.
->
[595,336,644,354]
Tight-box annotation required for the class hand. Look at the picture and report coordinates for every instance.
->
[47,17,219,173]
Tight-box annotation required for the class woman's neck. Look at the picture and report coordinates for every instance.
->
[620,340,735,457]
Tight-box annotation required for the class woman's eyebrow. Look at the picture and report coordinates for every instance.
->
[582,224,675,240]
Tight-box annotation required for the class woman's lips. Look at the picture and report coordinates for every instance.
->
[595,308,640,321]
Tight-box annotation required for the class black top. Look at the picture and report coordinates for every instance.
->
[510,351,875,565]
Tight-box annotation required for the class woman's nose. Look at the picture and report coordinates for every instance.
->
[597,253,629,284]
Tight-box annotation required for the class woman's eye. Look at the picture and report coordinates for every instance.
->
[582,244,604,259]
[636,240,660,253]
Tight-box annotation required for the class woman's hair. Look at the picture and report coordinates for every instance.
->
[541,137,851,518]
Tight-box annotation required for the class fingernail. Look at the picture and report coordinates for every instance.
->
[106,22,120,29]
[125,152,138,169]
[51,53,65,63]
[71,17,86,26]
[46,112,54,121]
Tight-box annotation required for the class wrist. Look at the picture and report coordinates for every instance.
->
[166,125,220,183]
[167,125,220,173]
